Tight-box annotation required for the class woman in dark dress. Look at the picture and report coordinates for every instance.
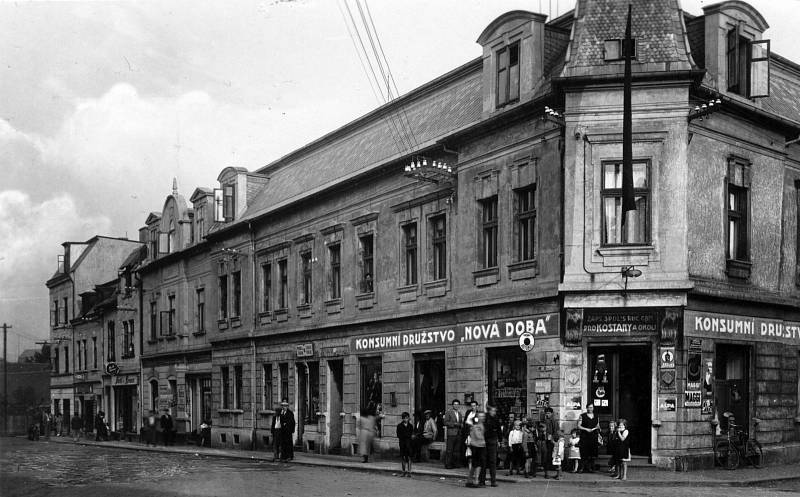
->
[577,403,600,472]
[396,412,414,477]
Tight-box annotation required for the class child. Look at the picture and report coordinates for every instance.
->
[396,412,414,477]
[507,420,525,476]
[551,429,565,480]
[607,420,619,476]
[616,419,631,481]
[533,422,549,478]
[523,418,536,478]
[568,429,581,473]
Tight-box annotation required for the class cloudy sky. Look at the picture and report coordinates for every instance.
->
[0,0,798,359]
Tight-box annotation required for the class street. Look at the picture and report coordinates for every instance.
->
[1,437,800,497]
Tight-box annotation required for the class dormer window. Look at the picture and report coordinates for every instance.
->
[168,220,176,253]
[213,185,236,222]
[603,39,636,61]
[496,42,520,107]
[727,25,770,98]
[223,185,235,221]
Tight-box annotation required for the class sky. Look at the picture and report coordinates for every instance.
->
[1,0,798,360]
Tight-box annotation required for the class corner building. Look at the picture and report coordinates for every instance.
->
[134,1,800,469]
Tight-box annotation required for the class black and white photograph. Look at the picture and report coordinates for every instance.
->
[2,0,800,495]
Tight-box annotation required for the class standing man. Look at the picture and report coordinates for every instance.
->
[160,408,174,446]
[54,411,63,437]
[443,399,463,469]
[270,402,282,462]
[145,410,158,446]
[70,410,83,442]
[543,407,559,474]
[276,398,295,462]
[479,405,501,487]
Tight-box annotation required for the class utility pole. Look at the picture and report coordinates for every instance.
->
[3,323,11,436]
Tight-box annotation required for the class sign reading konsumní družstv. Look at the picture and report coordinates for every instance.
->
[685,310,800,343]
[351,314,557,353]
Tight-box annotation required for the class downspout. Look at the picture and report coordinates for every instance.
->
[249,221,257,450]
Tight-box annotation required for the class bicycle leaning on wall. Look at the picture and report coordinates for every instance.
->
[714,412,763,470]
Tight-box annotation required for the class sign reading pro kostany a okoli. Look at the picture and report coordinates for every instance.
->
[351,314,557,353]
[685,310,800,344]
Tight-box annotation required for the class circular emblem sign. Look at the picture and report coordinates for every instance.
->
[106,362,120,375]
[518,332,535,352]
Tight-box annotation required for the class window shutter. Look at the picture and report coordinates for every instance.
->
[213,188,224,222]
[749,39,770,98]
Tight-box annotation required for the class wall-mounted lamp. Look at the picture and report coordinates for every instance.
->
[620,266,642,297]
[464,392,474,404]
[652,419,662,428]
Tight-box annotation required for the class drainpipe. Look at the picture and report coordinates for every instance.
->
[249,222,257,450]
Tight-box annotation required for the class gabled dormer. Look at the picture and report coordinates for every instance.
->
[190,187,213,243]
[214,167,269,224]
[702,1,770,99]
[477,10,547,115]
[144,212,162,261]
[157,185,192,256]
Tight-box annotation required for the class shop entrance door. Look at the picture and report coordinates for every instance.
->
[589,345,651,456]
[327,360,344,452]
[296,363,307,446]
[414,352,445,441]
[714,344,750,432]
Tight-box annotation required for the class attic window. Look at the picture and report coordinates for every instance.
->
[727,26,770,98]
[496,42,520,107]
[223,185,235,221]
[603,39,636,61]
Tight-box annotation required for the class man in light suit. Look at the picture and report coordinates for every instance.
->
[443,399,463,468]
[274,398,296,462]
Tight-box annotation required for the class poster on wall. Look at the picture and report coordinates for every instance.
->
[564,367,581,392]
[684,390,702,408]
[687,352,702,391]
[701,398,714,415]
[659,397,677,411]
[567,395,582,410]
[702,357,714,398]
[659,370,676,392]
[660,347,675,369]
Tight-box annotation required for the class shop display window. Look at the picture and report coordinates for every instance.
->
[414,352,445,441]
[360,357,382,412]
[488,347,527,420]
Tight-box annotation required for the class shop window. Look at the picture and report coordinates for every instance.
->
[360,357,382,412]
[221,366,231,409]
[261,263,272,312]
[601,161,649,245]
[429,215,447,281]
[306,362,320,423]
[402,223,418,286]
[149,302,157,341]
[300,251,313,305]
[414,352,445,442]
[218,274,228,320]
[279,363,289,401]
[328,244,341,299]
[715,344,751,432]
[231,271,241,318]
[359,234,374,293]
[234,365,243,410]
[480,196,498,268]
[169,379,177,410]
[263,364,273,410]
[278,259,288,309]
[496,42,520,107]
[488,347,527,421]
[195,289,205,333]
[514,186,536,261]
[727,26,770,98]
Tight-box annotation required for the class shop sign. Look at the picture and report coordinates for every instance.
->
[113,375,138,385]
[659,397,676,412]
[701,399,714,415]
[106,362,120,375]
[296,343,314,358]
[534,379,551,393]
[75,383,93,394]
[581,309,658,336]
[685,311,800,344]
[564,367,582,392]
[659,347,675,369]
[684,390,701,408]
[567,395,582,410]
[350,314,557,353]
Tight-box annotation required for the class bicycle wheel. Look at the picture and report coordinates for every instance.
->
[715,441,740,470]
[745,440,763,468]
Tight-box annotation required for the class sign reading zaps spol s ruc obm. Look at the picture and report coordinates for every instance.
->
[581,309,659,336]
[350,314,557,353]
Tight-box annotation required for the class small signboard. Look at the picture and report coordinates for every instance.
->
[534,379,551,393]
[659,397,676,411]
[659,347,675,369]
[684,390,701,408]
[105,362,120,375]
[296,343,314,358]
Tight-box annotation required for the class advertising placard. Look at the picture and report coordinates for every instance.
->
[684,390,701,408]
[659,397,676,411]
[581,309,659,336]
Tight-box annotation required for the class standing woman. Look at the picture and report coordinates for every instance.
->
[615,419,631,480]
[577,403,600,472]
[358,402,377,463]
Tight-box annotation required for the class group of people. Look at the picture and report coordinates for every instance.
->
[143,408,177,446]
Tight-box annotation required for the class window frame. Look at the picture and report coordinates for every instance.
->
[261,262,272,313]
[278,258,288,310]
[107,321,116,362]
[359,234,374,294]
[223,185,235,222]
[231,270,242,318]
[263,363,273,410]
[600,160,651,246]
[300,250,313,305]
[402,223,418,285]
[218,274,229,320]
[496,41,520,108]
[221,366,230,409]
[234,365,243,410]
[149,301,157,341]
[430,215,447,281]
[328,243,342,300]
[196,288,206,333]
[514,186,536,262]
[480,196,499,268]
[727,25,771,98]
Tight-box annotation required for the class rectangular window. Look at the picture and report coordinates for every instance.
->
[219,274,228,319]
[107,321,116,362]
[360,357,382,411]
[122,321,128,357]
[515,186,536,261]
[261,263,272,312]
[279,363,289,402]
[92,337,97,369]
[53,347,59,373]
[150,302,157,341]
[196,288,205,333]
[278,259,288,309]
[223,185,235,221]
[328,244,341,299]
[727,27,771,98]
[359,234,374,293]
[300,251,312,305]
[62,297,68,323]
[77,341,82,371]
[481,197,499,268]
[231,271,241,318]
[489,347,527,421]
[430,216,447,280]
[601,161,649,245]
[221,366,230,409]
[727,184,748,261]
[213,189,224,222]
[195,203,205,241]
[149,228,159,259]
[51,300,58,327]
[603,38,636,61]
[83,339,88,371]
[234,365,243,410]
[496,42,519,107]
[125,320,135,357]
[64,346,69,373]
[403,223,418,285]
[168,295,176,335]
[263,364,273,410]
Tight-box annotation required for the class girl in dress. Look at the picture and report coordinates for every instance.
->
[616,418,631,481]
[568,429,582,473]
[606,420,619,476]
[551,429,566,480]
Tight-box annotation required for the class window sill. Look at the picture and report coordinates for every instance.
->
[258,409,276,416]
[147,339,158,345]
[258,311,272,325]
[325,299,342,315]
[230,317,241,328]
[298,304,313,319]
[217,319,229,330]
[275,309,289,322]
[596,244,653,257]
[356,292,375,310]
[726,259,752,280]
[192,330,206,337]
[508,260,538,280]
[423,279,448,298]
[164,335,177,341]
[397,285,417,303]
[472,267,499,287]
[217,409,244,415]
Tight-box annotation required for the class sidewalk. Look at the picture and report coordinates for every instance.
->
[45,436,800,487]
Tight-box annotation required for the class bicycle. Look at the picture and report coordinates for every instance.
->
[714,413,763,470]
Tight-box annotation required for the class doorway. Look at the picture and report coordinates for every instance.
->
[714,344,750,433]
[414,352,445,441]
[588,344,651,456]
[327,360,344,453]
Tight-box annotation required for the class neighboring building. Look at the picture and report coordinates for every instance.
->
[46,236,143,434]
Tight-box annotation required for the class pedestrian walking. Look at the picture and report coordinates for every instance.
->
[506,420,525,476]
[95,411,108,441]
[568,428,582,472]
[615,419,631,481]
[70,412,83,442]
[462,400,478,468]
[443,399,463,469]
[358,402,377,463]
[578,403,600,472]
[160,409,174,446]
[199,419,211,447]
[551,429,565,480]
[54,411,63,436]
[275,398,295,461]
[479,405,501,487]
[145,410,158,446]
[465,412,486,488]
[396,412,414,477]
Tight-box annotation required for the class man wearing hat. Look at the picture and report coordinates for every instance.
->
[420,409,438,461]
[273,398,296,462]
[443,399,463,468]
